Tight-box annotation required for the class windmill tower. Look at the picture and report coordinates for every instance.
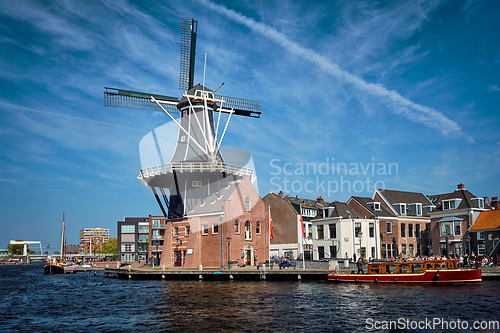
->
[104,18,261,220]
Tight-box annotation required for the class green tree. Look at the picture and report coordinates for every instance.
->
[102,238,117,255]
[7,240,29,255]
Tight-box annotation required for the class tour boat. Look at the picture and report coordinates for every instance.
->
[44,213,73,274]
[328,259,481,283]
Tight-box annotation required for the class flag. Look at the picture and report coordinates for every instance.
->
[269,206,274,240]
[300,209,305,241]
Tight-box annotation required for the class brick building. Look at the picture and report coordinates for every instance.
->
[157,176,270,268]
[79,228,110,255]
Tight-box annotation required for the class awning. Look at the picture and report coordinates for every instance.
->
[437,216,461,222]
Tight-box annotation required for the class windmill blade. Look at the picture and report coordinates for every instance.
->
[104,87,179,113]
[214,94,261,118]
[179,18,197,91]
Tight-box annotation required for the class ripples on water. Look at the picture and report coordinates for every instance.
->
[1,263,499,332]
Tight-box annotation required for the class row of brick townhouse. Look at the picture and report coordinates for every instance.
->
[115,181,497,268]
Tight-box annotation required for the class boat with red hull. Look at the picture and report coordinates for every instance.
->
[328,259,481,283]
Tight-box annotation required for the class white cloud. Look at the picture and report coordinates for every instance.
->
[199,0,473,143]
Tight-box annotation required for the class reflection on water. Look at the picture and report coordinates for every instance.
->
[1,263,499,332]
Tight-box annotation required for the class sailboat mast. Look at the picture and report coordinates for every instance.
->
[60,213,65,260]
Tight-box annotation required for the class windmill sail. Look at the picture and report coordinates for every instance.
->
[179,18,197,91]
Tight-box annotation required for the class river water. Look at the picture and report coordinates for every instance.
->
[1,263,499,332]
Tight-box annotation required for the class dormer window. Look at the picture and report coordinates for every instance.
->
[472,198,484,209]
[195,90,213,99]
[368,202,381,211]
[443,199,461,210]
[409,203,422,216]
[424,205,435,213]
[394,203,407,216]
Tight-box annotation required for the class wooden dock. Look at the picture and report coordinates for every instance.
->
[104,267,329,281]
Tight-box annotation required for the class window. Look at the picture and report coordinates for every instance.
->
[174,227,179,236]
[317,225,324,239]
[369,202,381,211]
[454,221,461,236]
[308,224,312,238]
[186,226,190,235]
[256,221,261,234]
[192,180,202,188]
[409,203,422,216]
[440,222,453,236]
[401,244,407,256]
[369,223,374,238]
[245,221,251,240]
[121,225,135,233]
[202,224,208,235]
[371,247,375,258]
[401,223,406,238]
[477,232,484,240]
[415,224,421,238]
[455,243,464,256]
[121,253,135,261]
[355,223,361,237]
[330,245,337,258]
[408,224,414,238]
[443,199,460,210]
[212,224,218,234]
[383,243,394,259]
[472,198,484,209]
[478,244,486,256]
[244,197,251,211]
[121,244,135,252]
[235,220,239,234]
[152,219,160,228]
[138,225,149,233]
[394,203,406,215]
[386,222,392,233]
[318,246,325,260]
[329,224,336,239]
[138,234,149,243]
[409,244,414,257]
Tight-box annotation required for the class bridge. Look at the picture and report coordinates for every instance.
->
[9,240,43,256]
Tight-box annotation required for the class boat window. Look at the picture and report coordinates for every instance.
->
[386,265,397,274]
[434,263,441,269]
[442,263,446,269]
[427,263,433,269]
[399,264,410,274]
[370,266,381,274]
[412,264,424,273]
[451,262,456,269]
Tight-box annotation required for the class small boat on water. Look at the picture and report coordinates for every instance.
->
[44,213,73,274]
[328,259,481,283]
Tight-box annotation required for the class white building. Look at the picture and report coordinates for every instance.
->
[311,202,381,261]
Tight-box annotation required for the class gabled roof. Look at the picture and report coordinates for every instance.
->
[284,195,327,209]
[328,201,361,219]
[376,189,433,217]
[428,188,490,212]
[348,196,396,218]
[469,210,500,231]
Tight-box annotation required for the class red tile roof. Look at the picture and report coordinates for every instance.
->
[469,210,500,231]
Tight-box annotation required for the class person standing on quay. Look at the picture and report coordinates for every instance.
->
[357,258,364,274]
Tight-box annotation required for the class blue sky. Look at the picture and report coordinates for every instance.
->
[1,0,498,249]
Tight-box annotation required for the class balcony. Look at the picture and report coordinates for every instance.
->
[152,235,164,240]
[152,224,166,230]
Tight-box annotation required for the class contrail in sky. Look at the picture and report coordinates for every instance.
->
[199,0,473,143]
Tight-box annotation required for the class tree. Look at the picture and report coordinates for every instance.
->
[102,238,117,255]
[7,240,30,255]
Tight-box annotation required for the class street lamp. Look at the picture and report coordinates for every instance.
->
[227,236,232,268]
[358,231,363,259]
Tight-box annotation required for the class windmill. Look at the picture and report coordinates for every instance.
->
[104,18,261,219]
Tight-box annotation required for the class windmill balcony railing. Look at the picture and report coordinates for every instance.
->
[137,162,255,184]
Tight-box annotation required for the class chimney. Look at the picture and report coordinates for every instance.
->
[278,191,285,198]
[457,183,465,190]
[317,196,324,205]
[491,196,499,210]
